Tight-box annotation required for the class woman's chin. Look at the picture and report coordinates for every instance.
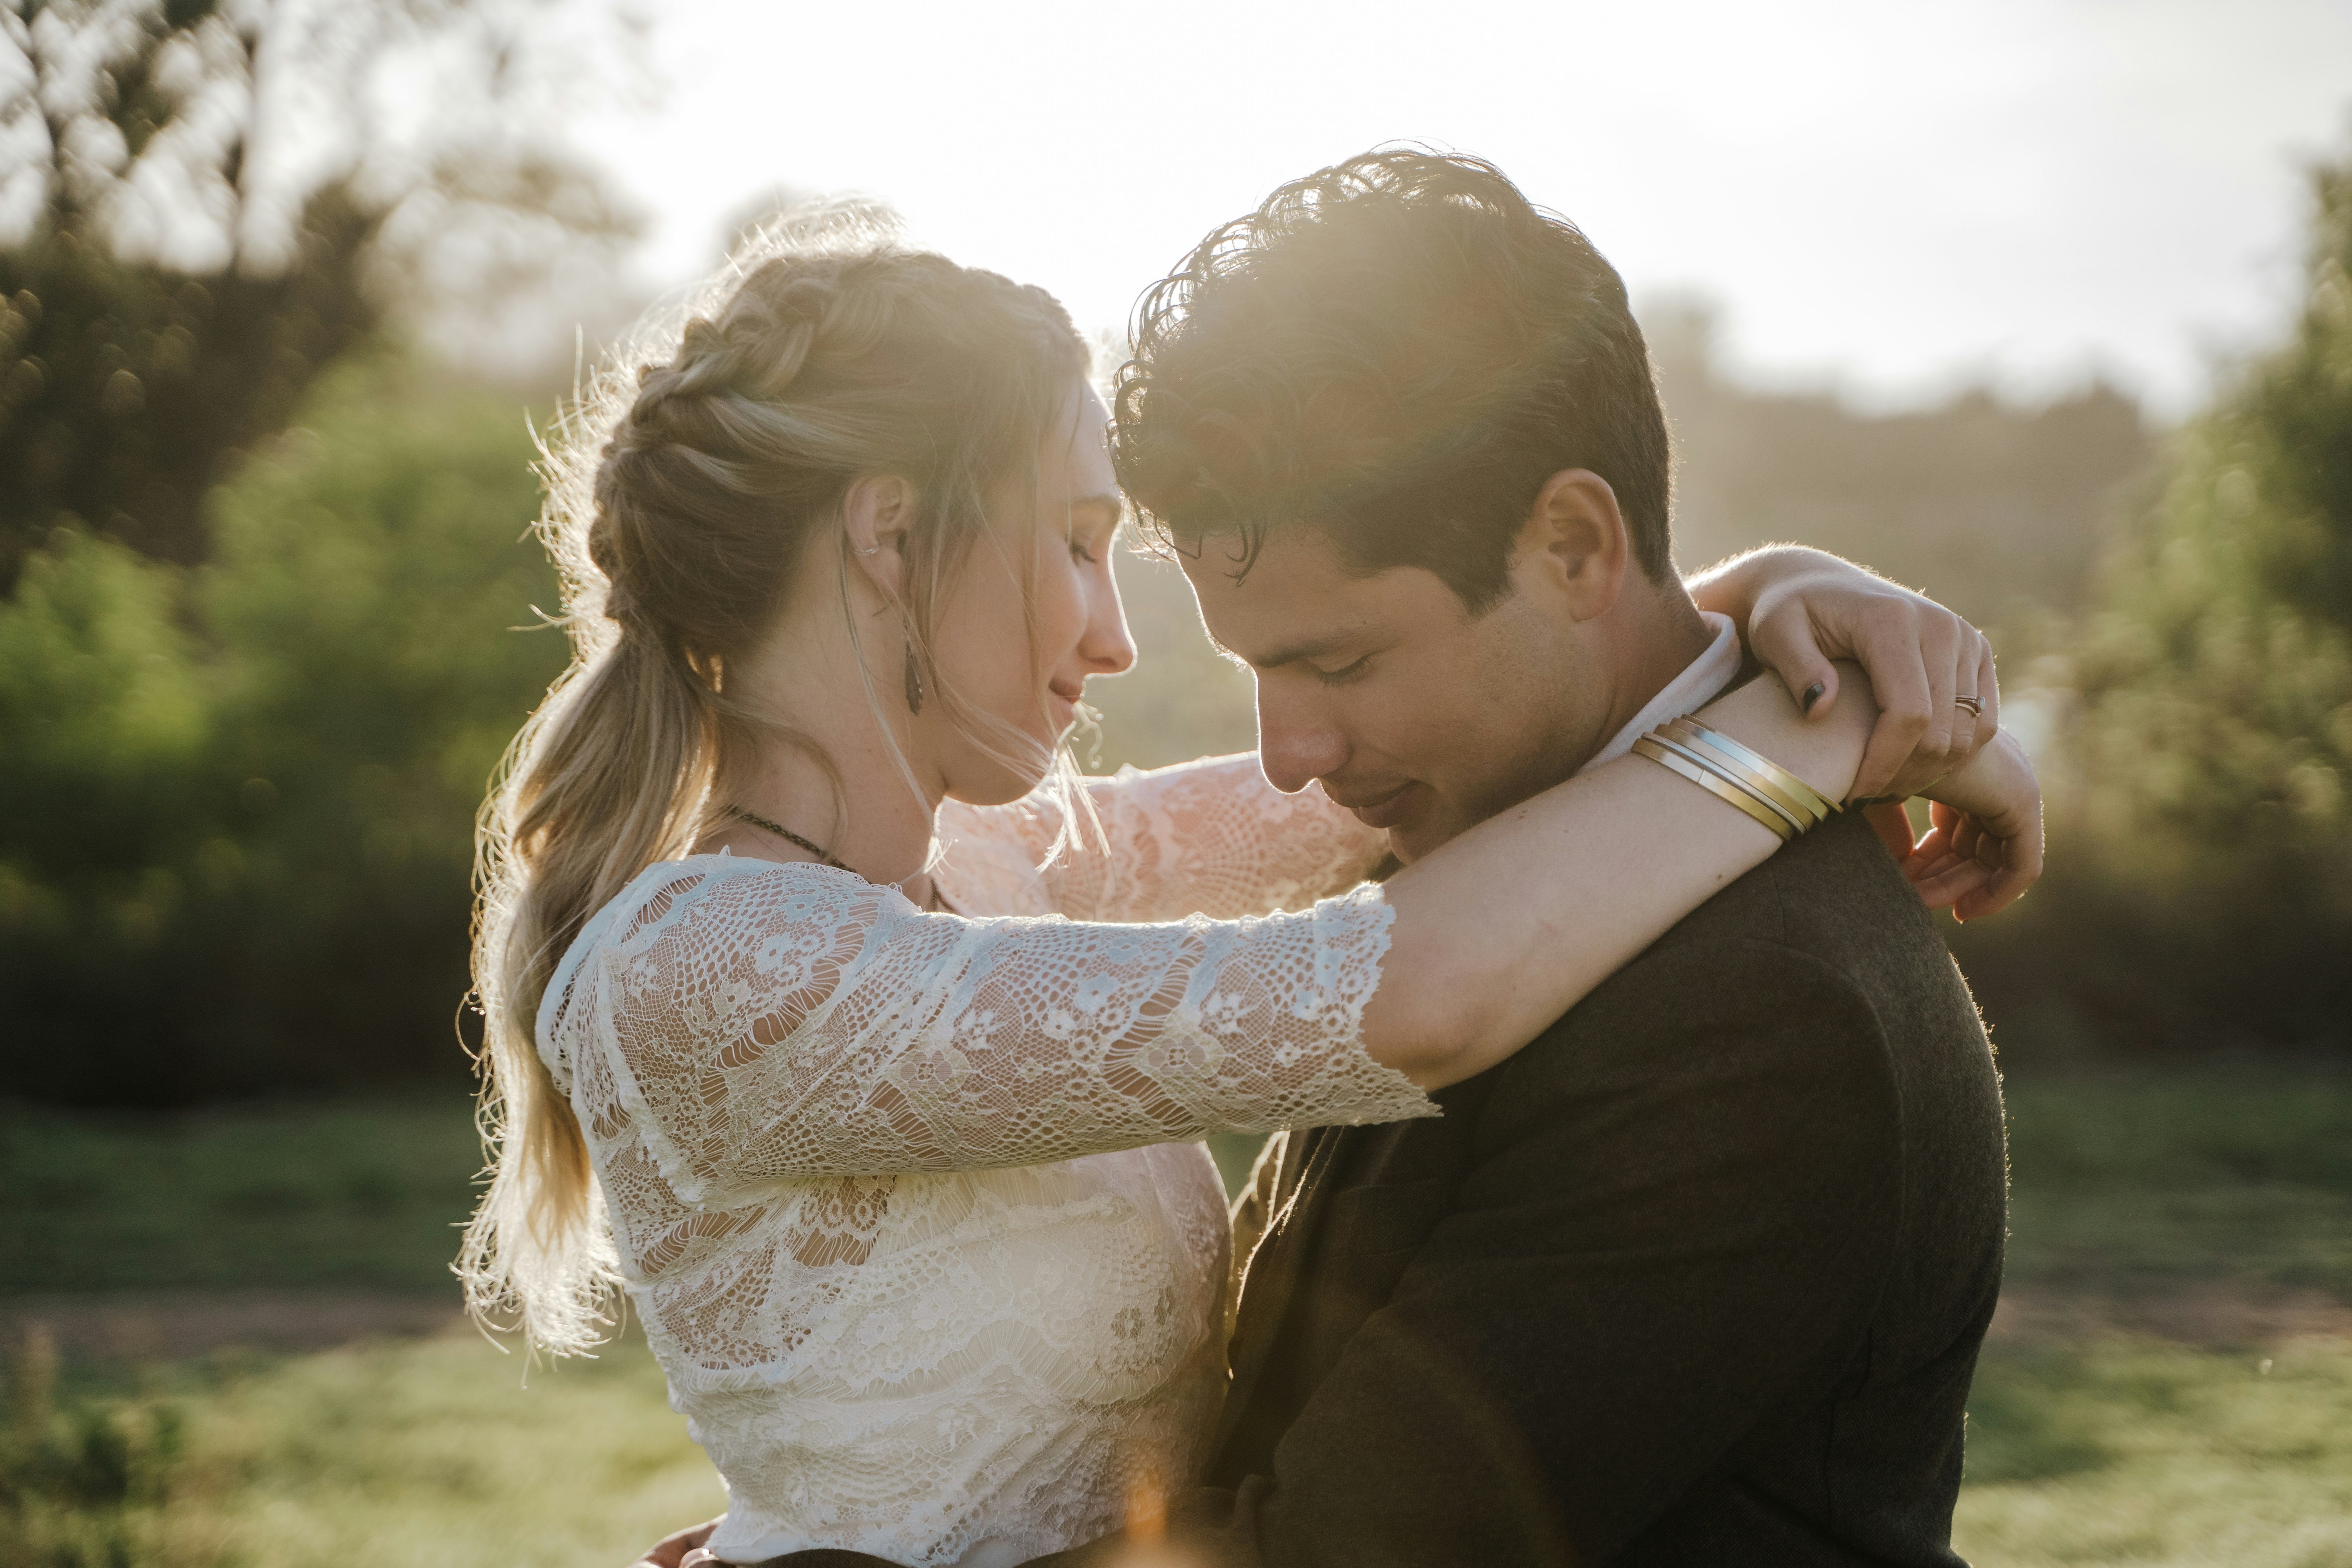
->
[944,753,1057,808]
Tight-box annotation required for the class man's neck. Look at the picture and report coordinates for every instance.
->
[1588,584,1716,760]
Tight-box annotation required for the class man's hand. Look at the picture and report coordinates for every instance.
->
[626,1518,719,1568]
[1695,546,1999,801]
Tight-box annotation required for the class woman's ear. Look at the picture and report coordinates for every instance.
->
[842,475,920,603]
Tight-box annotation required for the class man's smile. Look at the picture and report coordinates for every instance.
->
[1324,778,1424,831]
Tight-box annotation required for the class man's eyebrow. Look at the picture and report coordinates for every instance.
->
[1205,628,1357,670]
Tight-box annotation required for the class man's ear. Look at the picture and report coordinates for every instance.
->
[1518,468,1629,623]
[841,475,920,603]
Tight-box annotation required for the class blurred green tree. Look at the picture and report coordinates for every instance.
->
[0,0,639,590]
[0,352,566,1103]
[1957,134,2352,1049]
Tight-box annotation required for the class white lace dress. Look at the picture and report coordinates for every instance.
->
[536,756,1438,1567]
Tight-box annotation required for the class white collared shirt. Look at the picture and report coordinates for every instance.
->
[1578,611,1743,777]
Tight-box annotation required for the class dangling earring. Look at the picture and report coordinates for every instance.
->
[902,621,926,715]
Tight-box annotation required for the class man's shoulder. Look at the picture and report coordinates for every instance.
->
[1594,808,1966,1030]
[1487,812,1964,1109]
[1676,809,1938,964]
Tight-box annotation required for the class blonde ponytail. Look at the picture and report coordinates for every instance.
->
[459,627,713,1352]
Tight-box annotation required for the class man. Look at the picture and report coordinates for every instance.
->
[666,148,2020,1568]
[1080,148,2009,1565]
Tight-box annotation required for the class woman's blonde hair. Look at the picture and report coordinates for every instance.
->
[459,209,1089,1354]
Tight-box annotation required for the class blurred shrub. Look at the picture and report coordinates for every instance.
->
[1955,140,2352,1053]
[0,354,564,1103]
[0,1325,200,1568]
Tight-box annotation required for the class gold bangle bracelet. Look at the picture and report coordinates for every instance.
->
[1656,722,1830,829]
[1640,733,1813,837]
[1659,717,1842,824]
[1646,729,1806,841]
[1632,735,1800,842]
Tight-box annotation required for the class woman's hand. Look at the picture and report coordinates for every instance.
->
[625,1519,718,1568]
[1690,545,1998,801]
[1876,729,2044,921]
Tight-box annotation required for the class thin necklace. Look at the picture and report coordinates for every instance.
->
[726,806,946,912]
[727,807,845,869]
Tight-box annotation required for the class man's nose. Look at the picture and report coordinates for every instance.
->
[1256,683,1347,795]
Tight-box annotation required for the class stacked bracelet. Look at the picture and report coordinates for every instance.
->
[1631,717,1843,843]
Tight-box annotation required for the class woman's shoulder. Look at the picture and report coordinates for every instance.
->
[537,854,892,1050]
[606,851,876,940]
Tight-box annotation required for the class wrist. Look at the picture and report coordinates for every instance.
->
[1685,546,1779,623]
[1920,728,2032,816]
[1699,661,1877,803]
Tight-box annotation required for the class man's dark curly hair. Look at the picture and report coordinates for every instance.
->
[1113,147,1673,613]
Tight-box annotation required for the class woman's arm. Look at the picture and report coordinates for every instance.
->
[1895,729,2042,922]
[550,858,1433,1194]
[1369,662,2041,1089]
[556,668,2035,1186]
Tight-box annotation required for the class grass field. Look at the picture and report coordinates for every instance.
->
[1,1097,483,1296]
[1958,1336,2352,1567]
[1998,1064,2352,1298]
[1956,1061,2352,1568]
[5,1061,2350,1567]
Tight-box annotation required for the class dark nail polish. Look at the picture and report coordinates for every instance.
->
[1802,681,1825,714]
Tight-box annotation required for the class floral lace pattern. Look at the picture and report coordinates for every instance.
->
[539,756,1434,1566]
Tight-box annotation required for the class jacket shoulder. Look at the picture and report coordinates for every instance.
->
[1675,810,1941,964]
[1484,811,1973,1113]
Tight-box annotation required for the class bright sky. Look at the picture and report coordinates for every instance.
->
[572,0,2352,417]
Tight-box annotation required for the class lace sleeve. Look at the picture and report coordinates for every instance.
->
[545,857,1432,1202]
[944,753,1389,922]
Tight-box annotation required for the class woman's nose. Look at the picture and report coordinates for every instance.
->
[1081,575,1137,675]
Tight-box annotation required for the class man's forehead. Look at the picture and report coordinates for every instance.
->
[1180,530,1430,663]
[1181,529,1351,607]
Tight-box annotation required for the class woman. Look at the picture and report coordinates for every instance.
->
[463,217,2035,1567]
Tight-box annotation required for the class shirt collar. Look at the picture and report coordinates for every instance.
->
[1577,612,1743,777]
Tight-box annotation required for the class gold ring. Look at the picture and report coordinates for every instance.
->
[1955,695,1985,717]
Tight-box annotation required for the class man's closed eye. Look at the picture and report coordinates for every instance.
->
[1313,655,1375,686]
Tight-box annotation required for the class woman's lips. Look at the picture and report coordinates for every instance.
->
[1334,781,1421,831]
